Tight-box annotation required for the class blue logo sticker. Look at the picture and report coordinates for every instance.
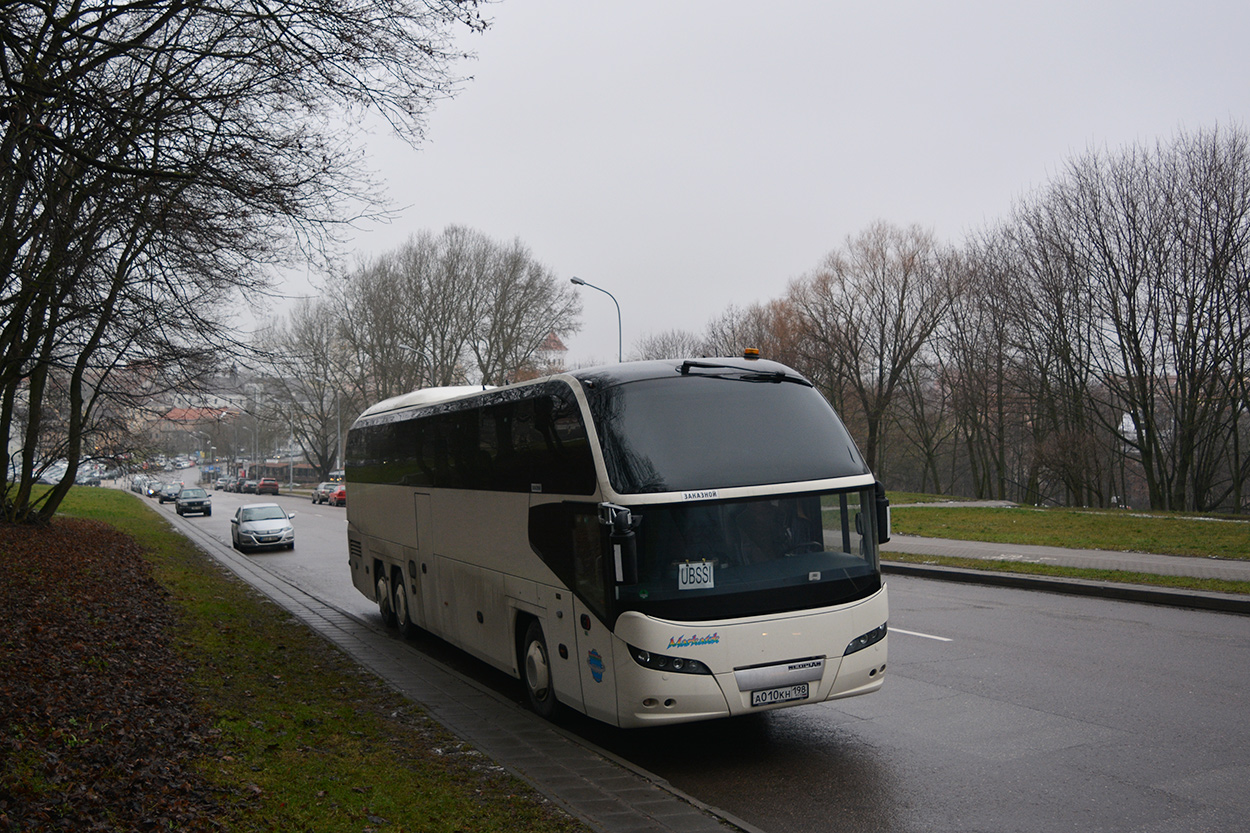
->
[587,648,605,683]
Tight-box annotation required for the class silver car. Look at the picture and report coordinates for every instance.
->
[312,481,337,504]
[230,503,295,552]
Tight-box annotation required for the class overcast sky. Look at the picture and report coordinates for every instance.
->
[283,0,1250,367]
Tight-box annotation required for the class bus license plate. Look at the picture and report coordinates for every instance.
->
[751,682,809,707]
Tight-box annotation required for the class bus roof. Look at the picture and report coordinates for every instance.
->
[356,385,494,420]
[568,357,808,388]
[352,357,811,424]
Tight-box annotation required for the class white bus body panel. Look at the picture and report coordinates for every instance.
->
[347,480,599,693]
[573,598,619,724]
[538,583,585,713]
[610,585,888,727]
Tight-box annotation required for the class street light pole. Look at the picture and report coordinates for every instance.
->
[570,277,622,362]
[239,425,253,480]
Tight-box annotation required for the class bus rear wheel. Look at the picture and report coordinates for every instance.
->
[392,568,419,639]
[522,620,557,719]
[376,570,397,628]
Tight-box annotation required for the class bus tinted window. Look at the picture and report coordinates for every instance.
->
[617,488,880,622]
[582,374,869,494]
[347,383,596,494]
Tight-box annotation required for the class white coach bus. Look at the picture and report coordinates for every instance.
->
[345,356,890,727]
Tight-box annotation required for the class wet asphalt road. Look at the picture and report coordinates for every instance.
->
[153,483,1250,833]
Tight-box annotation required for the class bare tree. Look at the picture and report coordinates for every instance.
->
[1,0,484,522]
[789,221,956,474]
[325,226,580,409]
[631,329,709,360]
[1052,126,1250,510]
[468,236,582,385]
[262,300,359,480]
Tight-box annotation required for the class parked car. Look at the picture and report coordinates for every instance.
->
[175,487,212,516]
[157,482,182,503]
[230,503,295,552]
[241,479,258,494]
[256,477,279,495]
[329,483,346,507]
[312,482,337,504]
[214,477,227,491]
[144,480,162,498]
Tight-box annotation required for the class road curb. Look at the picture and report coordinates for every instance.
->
[882,560,1250,616]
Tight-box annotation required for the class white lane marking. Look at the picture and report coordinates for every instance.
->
[891,627,953,642]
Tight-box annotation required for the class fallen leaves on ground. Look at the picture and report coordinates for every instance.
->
[0,518,224,831]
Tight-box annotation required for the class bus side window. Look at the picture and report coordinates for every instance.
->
[572,511,606,617]
[529,503,607,621]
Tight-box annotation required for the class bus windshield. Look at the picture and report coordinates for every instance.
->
[581,372,869,494]
[614,486,881,622]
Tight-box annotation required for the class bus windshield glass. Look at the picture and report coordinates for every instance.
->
[582,372,868,494]
[614,487,881,622]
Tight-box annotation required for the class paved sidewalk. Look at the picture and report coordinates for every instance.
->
[883,534,1250,614]
[174,518,757,833]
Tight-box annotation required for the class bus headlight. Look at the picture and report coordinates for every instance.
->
[628,644,713,675]
[844,623,887,656]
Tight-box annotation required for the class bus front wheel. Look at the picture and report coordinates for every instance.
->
[522,620,557,719]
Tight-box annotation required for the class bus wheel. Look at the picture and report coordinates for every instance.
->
[393,569,419,639]
[522,620,557,719]
[376,571,397,629]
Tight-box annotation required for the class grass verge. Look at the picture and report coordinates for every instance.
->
[54,487,590,833]
[890,504,1249,561]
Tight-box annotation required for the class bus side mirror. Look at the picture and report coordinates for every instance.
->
[874,481,891,544]
[610,508,638,585]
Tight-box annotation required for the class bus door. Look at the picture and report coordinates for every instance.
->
[571,509,616,724]
[573,601,617,724]
[538,584,584,713]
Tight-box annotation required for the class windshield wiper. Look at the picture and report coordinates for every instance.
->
[678,361,812,387]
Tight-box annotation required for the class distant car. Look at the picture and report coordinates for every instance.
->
[175,487,212,516]
[144,480,162,498]
[241,479,258,494]
[256,477,279,495]
[157,483,182,503]
[231,503,295,552]
[214,477,227,491]
[312,482,337,504]
[329,483,346,507]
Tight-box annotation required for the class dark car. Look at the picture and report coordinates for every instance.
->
[175,487,212,516]
[329,483,346,507]
[312,482,337,504]
[157,482,182,503]
[256,477,279,495]
[241,479,258,494]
